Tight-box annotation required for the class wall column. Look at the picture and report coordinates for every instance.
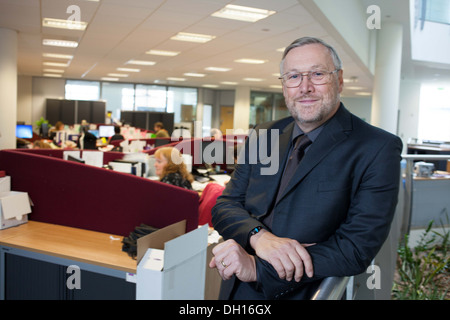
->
[0,28,18,150]
[370,22,403,134]
[233,86,250,134]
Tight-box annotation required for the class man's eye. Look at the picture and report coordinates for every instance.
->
[312,72,324,77]
[288,74,299,80]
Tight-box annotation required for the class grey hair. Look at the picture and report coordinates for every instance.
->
[280,37,343,75]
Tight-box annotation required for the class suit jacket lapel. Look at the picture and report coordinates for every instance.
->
[276,105,352,203]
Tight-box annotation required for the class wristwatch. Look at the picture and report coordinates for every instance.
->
[249,226,263,237]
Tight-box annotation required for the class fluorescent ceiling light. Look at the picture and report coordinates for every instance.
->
[146,50,180,56]
[355,92,372,96]
[212,4,276,22]
[101,77,119,81]
[184,73,205,77]
[107,73,128,77]
[43,73,62,78]
[202,84,219,88]
[270,85,283,89]
[126,60,156,66]
[42,18,87,30]
[43,39,78,48]
[276,47,285,52]
[243,78,263,82]
[43,53,73,60]
[167,77,186,81]
[346,86,366,90]
[117,67,140,72]
[235,58,267,64]
[170,32,215,43]
[43,69,65,73]
[43,62,69,67]
[205,67,231,72]
[220,81,238,85]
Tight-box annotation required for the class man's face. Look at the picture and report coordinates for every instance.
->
[281,43,343,132]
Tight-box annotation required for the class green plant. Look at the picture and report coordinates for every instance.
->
[392,214,449,300]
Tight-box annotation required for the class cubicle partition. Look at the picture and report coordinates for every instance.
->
[0,149,199,236]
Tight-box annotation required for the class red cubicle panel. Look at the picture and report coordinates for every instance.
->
[0,150,199,236]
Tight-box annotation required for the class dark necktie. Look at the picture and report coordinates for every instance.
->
[263,134,312,228]
[277,134,312,196]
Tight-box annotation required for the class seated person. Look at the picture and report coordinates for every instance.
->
[108,126,124,143]
[154,122,170,138]
[77,125,97,150]
[154,147,193,190]
[50,121,67,147]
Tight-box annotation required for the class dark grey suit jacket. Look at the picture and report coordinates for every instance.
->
[211,104,403,300]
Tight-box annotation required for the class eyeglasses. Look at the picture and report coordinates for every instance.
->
[279,69,339,88]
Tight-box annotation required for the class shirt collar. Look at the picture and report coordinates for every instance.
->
[291,122,323,143]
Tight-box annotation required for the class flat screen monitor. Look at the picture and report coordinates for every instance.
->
[16,124,33,139]
[88,130,100,138]
[99,125,115,138]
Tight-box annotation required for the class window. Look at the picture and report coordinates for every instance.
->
[167,87,198,123]
[416,0,450,25]
[101,82,135,121]
[418,84,450,141]
[65,80,100,100]
[135,84,167,112]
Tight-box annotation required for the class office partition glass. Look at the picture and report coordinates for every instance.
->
[65,80,100,100]
[167,87,198,123]
[101,82,135,122]
[250,91,288,126]
[135,84,167,112]
[273,93,290,120]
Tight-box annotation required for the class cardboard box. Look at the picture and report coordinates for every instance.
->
[0,191,31,230]
[136,220,208,300]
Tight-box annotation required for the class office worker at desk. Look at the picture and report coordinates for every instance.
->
[154,147,194,190]
[77,124,97,150]
[209,37,403,300]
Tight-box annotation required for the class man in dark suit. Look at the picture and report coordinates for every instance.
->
[209,37,403,300]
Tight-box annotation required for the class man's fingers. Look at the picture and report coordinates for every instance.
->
[295,245,313,278]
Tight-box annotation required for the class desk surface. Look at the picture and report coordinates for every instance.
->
[0,221,136,274]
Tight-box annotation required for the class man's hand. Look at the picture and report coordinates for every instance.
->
[209,239,257,282]
[250,229,314,282]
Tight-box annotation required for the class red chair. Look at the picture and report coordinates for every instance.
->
[198,183,225,227]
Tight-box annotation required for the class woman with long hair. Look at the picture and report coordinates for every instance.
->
[154,147,194,190]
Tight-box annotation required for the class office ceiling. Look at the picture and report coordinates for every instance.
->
[0,0,448,97]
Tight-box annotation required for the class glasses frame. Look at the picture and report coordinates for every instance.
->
[279,69,340,88]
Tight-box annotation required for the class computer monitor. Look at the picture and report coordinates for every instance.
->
[16,124,33,139]
[88,130,100,138]
[98,125,115,138]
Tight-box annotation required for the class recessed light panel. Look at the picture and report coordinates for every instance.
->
[117,67,140,72]
[235,58,267,64]
[170,32,215,43]
[212,5,276,22]
[146,50,180,56]
[43,39,78,48]
[43,53,73,60]
[205,67,231,72]
[126,60,156,66]
[42,18,87,30]
[184,73,206,77]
